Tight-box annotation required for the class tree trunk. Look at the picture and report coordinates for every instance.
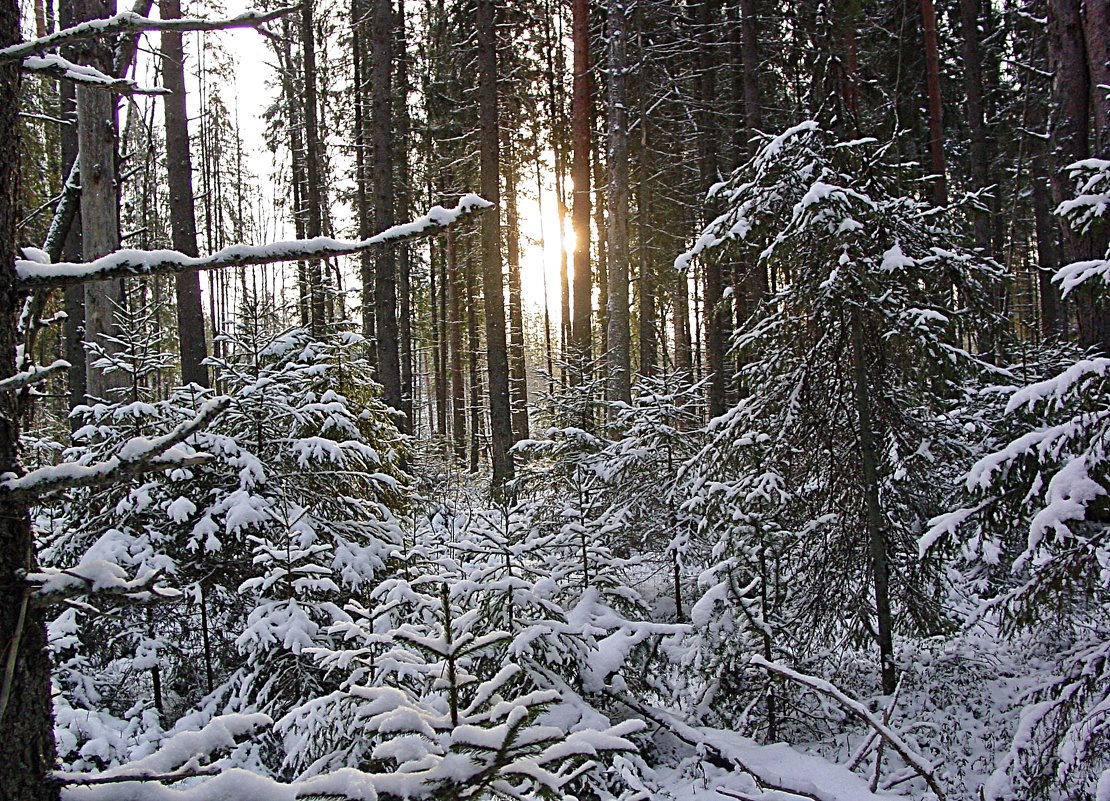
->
[371,0,404,420]
[60,0,85,412]
[1049,0,1109,352]
[696,0,725,418]
[161,0,208,388]
[76,0,125,400]
[447,231,467,462]
[300,0,326,333]
[476,0,514,485]
[605,0,631,406]
[851,318,897,696]
[0,0,60,795]
[570,0,592,377]
[920,0,947,207]
[466,249,482,473]
[395,0,414,429]
[505,146,529,440]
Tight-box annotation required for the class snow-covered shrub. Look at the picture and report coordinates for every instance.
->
[677,121,1003,723]
[925,158,1110,800]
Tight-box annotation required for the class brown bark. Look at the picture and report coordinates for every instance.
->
[505,148,529,440]
[605,0,631,406]
[0,0,60,795]
[476,0,514,485]
[570,0,592,377]
[447,231,466,462]
[371,0,403,420]
[76,0,125,400]
[395,0,413,429]
[161,0,208,388]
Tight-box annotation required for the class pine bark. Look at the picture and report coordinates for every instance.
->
[370,0,404,419]
[161,0,208,388]
[570,0,592,377]
[476,0,514,484]
[76,0,126,399]
[0,0,60,794]
[505,148,529,439]
[605,0,631,405]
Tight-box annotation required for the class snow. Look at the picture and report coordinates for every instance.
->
[16,195,492,285]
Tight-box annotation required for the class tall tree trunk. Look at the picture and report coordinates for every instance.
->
[570,0,592,378]
[1049,0,1109,352]
[301,0,326,333]
[161,0,208,388]
[605,0,631,406]
[920,0,947,207]
[505,145,529,439]
[696,0,725,418]
[371,0,404,420]
[476,0,514,485]
[395,0,414,429]
[76,0,125,400]
[636,31,655,379]
[60,0,85,412]
[851,318,897,696]
[466,248,482,473]
[447,230,466,461]
[352,1,375,348]
[960,0,990,255]
[0,1,59,796]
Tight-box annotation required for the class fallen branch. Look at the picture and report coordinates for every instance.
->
[56,764,220,786]
[750,657,946,801]
[0,396,229,500]
[0,7,293,62]
[604,690,824,801]
[16,194,493,288]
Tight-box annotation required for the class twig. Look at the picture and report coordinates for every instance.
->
[750,657,946,801]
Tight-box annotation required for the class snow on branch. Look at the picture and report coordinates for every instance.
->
[750,657,948,801]
[0,358,69,392]
[0,7,294,62]
[16,194,493,288]
[22,53,164,95]
[0,397,229,500]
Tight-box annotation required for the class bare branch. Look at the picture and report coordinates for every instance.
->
[16,194,493,289]
[56,766,221,786]
[0,397,229,500]
[0,7,295,62]
[22,53,165,94]
[750,657,947,801]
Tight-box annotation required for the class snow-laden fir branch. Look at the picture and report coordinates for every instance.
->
[0,396,229,499]
[16,194,493,288]
[0,7,294,62]
[22,53,165,94]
